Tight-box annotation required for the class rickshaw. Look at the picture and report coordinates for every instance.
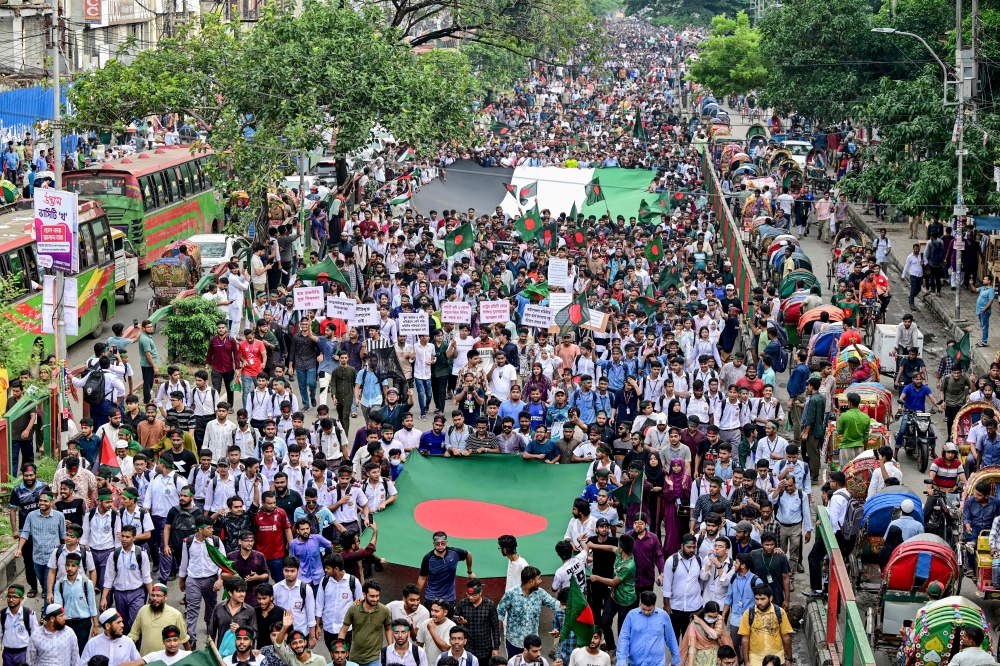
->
[805,148,827,181]
[770,249,813,284]
[779,296,808,345]
[845,382,894,423]
[960,466,1000,599]
[833,345,881,394]
[779,269,821,299]
[733,164,759,178]
[741,192,774,235]
[752,225,783,272]
[702,102,721,120]
[839,446,890,493]
[721,143,744,161]
[747,122,768,141]
[807,321,843,369]
[768,149,793,170]
[728,154,752,173]
[851,489,924,589]
[147,240,203,314]
[952,401,992,465]
[712,113,731,126]
[781,167,804,190]
[901,596,992,666]
[826,227,870,287]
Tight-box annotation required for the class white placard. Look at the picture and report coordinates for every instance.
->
[399,312,429,336]
[548,292,572,312]
[42,275,78,335]
[350,303,380,328]
[547,258,569,288]
[326,296,357,321]
[441,301,472,324]
[581,308,609,333]
[522,304,555,329]
[479,300,510,324]
[293,286,324,312]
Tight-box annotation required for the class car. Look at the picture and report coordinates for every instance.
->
[779,140,813,168]
[187,234,250,275]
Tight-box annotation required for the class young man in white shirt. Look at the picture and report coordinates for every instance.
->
[868,445,903,496]
[498,535,528,593]
[141,625,191,665]
[315,552,363,649]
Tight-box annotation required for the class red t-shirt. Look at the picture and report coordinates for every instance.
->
[240,340,266,377]
[736,376,765,398]
[254,508,291,559]
[839,330,863,348]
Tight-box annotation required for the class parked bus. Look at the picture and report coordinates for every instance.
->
[0,200,118,355]
[63,145,223,268]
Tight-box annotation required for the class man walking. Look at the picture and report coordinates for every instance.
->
[615,591,681,666]
[8,462,50,598]
[178,514,230,649]
[902,244,925,312]
[139,320,160,404]
[290,320,321,409]
[100,525,153,633]
[27,604,81,666]
[799,378,826,483]
[14,489,64,595]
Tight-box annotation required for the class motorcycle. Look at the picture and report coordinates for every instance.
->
[923,479,961,548]
[900,410,934,473]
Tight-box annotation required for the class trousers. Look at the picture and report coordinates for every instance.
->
[184,575,218,649]
[151,515,172,583]
[114,587,148,634]
[908,274,922,308]
[779,521,803,574]
[92,547,113,596]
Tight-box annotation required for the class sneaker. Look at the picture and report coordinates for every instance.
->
[351,411,357,418]
[790,582,795,592]
[797,563,804,573]
[803,590,824,598]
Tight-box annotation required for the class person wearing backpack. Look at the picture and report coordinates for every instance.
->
[722,553,762,661]
[53,551,97,653]
[805,472,856,598]
[177,514,228,650]
[662,534,704,641]
[81,487,118,599]
[162,482,204,585]
[71,355,127,429]
[737,583,793,666]
[315,553,363,651]
[0,583,39,665]
[99,525,152,634]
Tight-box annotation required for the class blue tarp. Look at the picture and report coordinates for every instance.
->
[862,491,924,535]
[0,85,67,142]
[973,216,1000,231]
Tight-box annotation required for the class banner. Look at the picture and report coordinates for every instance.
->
[326,296,357,321]
[293,286,324,312]
[42,275,79,336]
[547,258,569,288]
[548,292,572,312]
[350,303,379,328]
[522,304,554,329]
[441,302,472,324]
[581,308,609,333]
[34,190,79,273]
[479,300,510,324]
[399,312,429,336]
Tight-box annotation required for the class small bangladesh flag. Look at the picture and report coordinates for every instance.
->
[658,264,682,291]
[389,184,412,206]
[634,295,660,317]
[611,468,645,506]
[560,578,595,645]
[539,222,560,250]
[504,182,538,206]
[555,293,590,335]
[490,121,511,136]
[948,331,971,371]
[569,201,579,220]
[566,227,588,250]
[638,199,661,224]
[521,281,549,302]
[644,237,664,263]
[206,537,240,598]
[585,176,605,206]
[96,433,120,480]
[514,204,543,241]
[632,117,649,141]
[444,222,475,257]
[660,190,687,210]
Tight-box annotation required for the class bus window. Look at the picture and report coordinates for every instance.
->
[23,246,41,291]
[158,171,173,204]
[199,159,213,186]
[179,163,195,194]
[92,217,112,265]
[166,169,180,200]
[5,250,26,294]
[192,161,204,190]
[152,172,167,204]
[79,224,97,270]
[63,174,129,196]
[140,176,157,210]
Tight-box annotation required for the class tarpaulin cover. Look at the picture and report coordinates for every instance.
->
[862,491,924,535]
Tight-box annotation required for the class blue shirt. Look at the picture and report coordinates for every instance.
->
[596,360,626,391]
[977,286,995,314]
[886,516,923,541]
[289,534,332,584]
[900,383,934,412]
[725,570,762,627]
[963,495,1000,536]
[54,575,97,620]
[526,439,560,461]
[527,403,546,432]
[976,431,1000,466]
[292,506,336,532]
[317,336,337,374]
[569,389,598,424]
[499,400,528,421]
[616,607,681,666]
[581,481,618,503]
[75,433,103,468]
[418,430,446,455]
[356,367,387,408]
[787,363,810,398]
[419,547,469,601]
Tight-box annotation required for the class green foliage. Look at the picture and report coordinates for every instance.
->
[628,0,748,27]
[0,275,37,376]
[165,297,227,364]
[688,12,769,97]
[463,41,531,90]
[586,0,623,17]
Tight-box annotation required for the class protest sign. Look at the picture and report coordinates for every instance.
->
[34,190,79,272]
[547,258,569,288]
[548,292,572,312]
[479,300,510,324]
[399,312,429,336]
[350,303,379,328]
[522,304,554,329]
[441,301,472,324]
[326,296,357,321]
[581,308,610,333]
[293,286,324,312]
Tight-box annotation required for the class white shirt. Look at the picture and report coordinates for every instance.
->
[189,465,217,501]
[552,551,588,592]
[0,604,38,649]
[699,555,734,606]
[142,472,184,517]
[438,651,479,666]
[564,516,597,547]
[384,641,429,666]
[505,556,529,592]
[205,474,238,514]
[191,387,220,417]
[414,343,435,380]
[315,573,363,632]
[868,461,903,496]
[273,390,300,413]
[46,543,97,580]
[117,507,154,546]
[392,428,422,454]
[72,369,128,404]
[143,649,192,665]
[568,647,612,666]
[362,477,397,511]
[828,489,852,532]
[386,599,431,629]
[81,633,141,666]
[248,389,278,421]
[273,579,316,632]
[661,552,704,611]
[489,364,518,400]
[234,426,260,459]
[103,544,152,590]
[332,484,368,524]
[204,419,238,461]
[902,253,925,278]
[417,618,455,666]
[754,435,788,469]
[178,536,223,579]
[82,506,118,550]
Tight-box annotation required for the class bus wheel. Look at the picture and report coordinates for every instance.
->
[124,280,136,304]
[90,302,107,339]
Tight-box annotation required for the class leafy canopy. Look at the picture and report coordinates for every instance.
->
[688,12,768,98]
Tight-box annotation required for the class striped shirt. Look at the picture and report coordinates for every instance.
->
[929,457,962,490]
[20,509,66,565]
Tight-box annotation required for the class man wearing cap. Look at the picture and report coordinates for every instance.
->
[81,608,141,666]
[27,604,80,666]
[1,583,38,666]
[53,550,98,653]
[101,523,153,633]
[15,489,64,601]
[128,584,189,656]
[179,513,230,648]
[223,625,262,666]
[886,499,923,541]
[8,462,50,598]
[82,486,119,598]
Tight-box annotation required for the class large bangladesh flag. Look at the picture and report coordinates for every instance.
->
[555,294,589,335]
[514,204,543,241]
[561,578,595,644]
[374,455,585,576]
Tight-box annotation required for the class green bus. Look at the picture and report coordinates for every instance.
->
[0,199,118,355]
[63,145,224,269]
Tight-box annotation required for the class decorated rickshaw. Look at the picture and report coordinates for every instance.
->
[807,321,843,369]
[779,269,821,299]
[825,416,892,475]
[960,466,1000,599]
[851,489,924,588]
[833,345,881,394]
[721,143,744,161]
[825,227,869,288]
[741,191,774,235]
[901,596,992,666]
[869,534,962,649]
[747,122,768,142]
[781,167,804,190]
[752,224,784,272]
[711,113,731,126]
[952,401,992,465]
[728,153,752,173]
[779,294,809,345]
[805,147,827,181]
[732,164,760,179]
[768,149,793,170]
[148,240,203,314]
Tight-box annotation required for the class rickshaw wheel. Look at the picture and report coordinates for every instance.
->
[864,317,876,346]
[827,261,834,289]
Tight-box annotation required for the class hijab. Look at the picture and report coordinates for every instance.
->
[667,398,688,429]
[664,457,692,502]
[645,450,666,487]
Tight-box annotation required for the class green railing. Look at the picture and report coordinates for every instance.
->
[815,505,878,666]
[1,386,59,483]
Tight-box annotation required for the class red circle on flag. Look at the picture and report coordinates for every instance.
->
[594,186,602,196]
[569,304,583,324]
[673,192,684,201]
[525,220,536,230]
[454,234,464,245]
[414,499,548,538]
[651,246,660,256]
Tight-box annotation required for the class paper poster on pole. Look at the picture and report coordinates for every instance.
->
[34,189,79,272]
[581,308,609,333]
[326,296,357,321]
[42,275,78,335]
[547,258,569,288]
[399,312,429,336]
[548,292,572,312]
[293,286,324,312]
[479,300,510,324]
[441,302,472,324]
[350,303,379,328]
[522,304,554,329]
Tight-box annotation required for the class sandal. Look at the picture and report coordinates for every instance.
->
[976,342,990,348]
[27,589,36,598]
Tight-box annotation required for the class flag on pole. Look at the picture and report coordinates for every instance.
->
[397,146,415,162]
[634,295,660,317]
[644,237,664,264]
[539,223,560,250]
[569,201,579,221]
[632,118,648,142]
[504,182,538,206]
[389,184,412,206]
[96,433,120,479]
[611,468,645,506]
[514,204,543,241]
[947,331,971,371]
[658,264,682,291]
[638,199,661,224]
[490,121,512,136]
[444,223,475,257]
[566,228,588,250]
[585,177,605,206]
[560,578,595,645]
[555,294,590,335]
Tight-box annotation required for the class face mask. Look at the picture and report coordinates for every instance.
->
[390,458,401,467]
[704,616,719,624]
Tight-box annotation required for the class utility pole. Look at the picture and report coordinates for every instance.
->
[300,150,310,265]
[955,0,977,321]
[51,0,67,369]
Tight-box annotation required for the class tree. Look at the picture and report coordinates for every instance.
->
[463,40,530,91]
[628,0,749,27]
[688,12,768,97]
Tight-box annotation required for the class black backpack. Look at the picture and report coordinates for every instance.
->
[83,369,106,406]
[0,606,32,638]
[112,545,150,571]
[170,508,199,550]
[837,489,865,541]
[381,644,422,666]
[747,603,783,626]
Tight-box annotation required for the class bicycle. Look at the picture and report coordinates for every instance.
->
[859,300,882,346]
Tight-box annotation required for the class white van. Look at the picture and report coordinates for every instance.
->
[111,228,139,303]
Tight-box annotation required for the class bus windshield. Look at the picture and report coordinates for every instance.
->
[64,174,130,196]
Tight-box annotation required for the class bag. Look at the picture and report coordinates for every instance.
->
[170,508,199,550]
[837,489,865,541]
[772,346,789,373]
[0,606,32,638]
[747,603,782,626]
[218,629,237,657]
[83,370,106,406]
[930,240,944,265]
[230,378,241,394]
[381,644,422,666]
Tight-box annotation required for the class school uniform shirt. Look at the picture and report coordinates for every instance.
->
[142,472,185,517]
[332,483,369,525]
[47,543,97,581]
[362,477,397,511]
[260,458,283,489]
[142,649,192,665]
[54,575,98,621]
[234,426,261,459]
[104,545,152,591]
[191,387,220,417]
[189,466,217,502]
[273,579,316,633]
[205,475,239,514]
[699,555,733,607]
[283,464,309,497]
[315,573,364,633]
[248,389,278,422]
[82,506,118,551]
[117,507,154,546]
[312,428,346,462]
[661,553,704,612]
[236,473,264,508]
[1,604,38,649]
[179,537,223,579]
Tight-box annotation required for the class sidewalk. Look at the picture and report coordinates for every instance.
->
[845,204,998,374]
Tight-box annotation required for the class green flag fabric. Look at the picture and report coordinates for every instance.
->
[560,578,596,645]
[635,295,659,317]
[567,228,588,250]
[569,201,579,221]
[521,281,549,302]
[144,649,226,666]
[632,118,648,142]
[611,469,645,506]
[555,294,590,335]
[658,264,682,291]
[638,199,661,223]
[297,256,349,288]
[585,177,606,206]
[644,237,664,264]
[490,121,512,136]
[445,223,475,257]
[947,331,971,371]
[514,204,543,241]
[539,223,560,250]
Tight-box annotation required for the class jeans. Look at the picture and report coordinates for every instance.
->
[980,310,991,344]
[414,377,432,416]
[296,367,317,407]
[909,274,922,308]
[142,365,156,403]
[432,375,449,413]
[211,369,236,406]
[267,558,285,583]
[32,563,48,594]
[11,440,33,476]
[241,374,257,409]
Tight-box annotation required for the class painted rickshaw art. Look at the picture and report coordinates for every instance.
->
[851,489,924,589]
[901,596,992,666]
[960,466,1000,599]
[952,401,992,465]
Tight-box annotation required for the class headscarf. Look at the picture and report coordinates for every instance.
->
[879,525,905,570]
[645,451,666,487]
[664,457,692,502]
[667,398,688,429]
